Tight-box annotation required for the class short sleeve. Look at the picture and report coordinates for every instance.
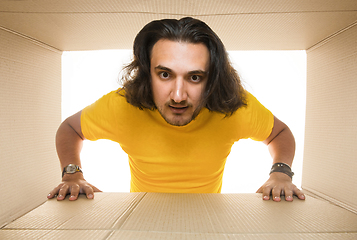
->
[234,92,274,141]
[81,90,121,141]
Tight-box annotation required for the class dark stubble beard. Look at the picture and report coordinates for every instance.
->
[157,101,204,127]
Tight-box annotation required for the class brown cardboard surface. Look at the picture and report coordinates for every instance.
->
[122,193,357,234]
[110,231,357,240]
[1,231,356,240]
[304,22,357,213]
[2,193,357,239]
[3,192,145,230]
[0,230,111,240]
[0,0,356,50]
[1,0,357,239]
[0,27,62,227]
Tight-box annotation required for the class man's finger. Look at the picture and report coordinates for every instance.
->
[261,185,272,201]
[57,184,69,201]
[82,185,94,199]
[47,184,64,199]
[284,187,294,202]
[271,187,282,202]
[69,184,80,201]
[293,186,306,200]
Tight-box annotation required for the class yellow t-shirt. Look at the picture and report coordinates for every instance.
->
[81,90,274,193]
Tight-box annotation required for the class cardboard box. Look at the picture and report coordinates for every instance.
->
[1,0,357,238]
[2,192,357,239]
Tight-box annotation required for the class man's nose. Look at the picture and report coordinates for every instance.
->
[171,78,187,103]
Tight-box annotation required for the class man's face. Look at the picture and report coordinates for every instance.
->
[150,39,210,126]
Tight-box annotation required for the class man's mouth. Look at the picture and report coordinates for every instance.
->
[169,105,188,114]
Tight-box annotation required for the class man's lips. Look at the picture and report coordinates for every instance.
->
[169,105,188,114]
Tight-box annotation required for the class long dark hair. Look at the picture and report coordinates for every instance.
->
[120,17,246,116]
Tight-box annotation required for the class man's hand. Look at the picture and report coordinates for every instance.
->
[47,173,101,201]
[50,111,101,201]
[256,172,305,201]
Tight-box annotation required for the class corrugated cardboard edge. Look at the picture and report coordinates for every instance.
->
[102,192,148,239]
[306,20,357,52]
[0,25,62,53]
[303,187,357,215]
[111,192,147,229]
[0,200,47,229]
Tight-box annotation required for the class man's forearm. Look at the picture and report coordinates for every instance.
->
[55,119,84,171]
[48,112,100,201]
[267,126,296,167]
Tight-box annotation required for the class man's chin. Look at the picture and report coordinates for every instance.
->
[164,116,192,126]
[157,105,202,126]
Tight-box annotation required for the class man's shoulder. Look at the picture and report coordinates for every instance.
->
[104,89,152,116]
[236,91,262,111]
[83,89,131,115]
[96,88,129,105]
[225,91,254,115]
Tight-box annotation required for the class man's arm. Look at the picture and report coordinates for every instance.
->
[256,116,305,201]
[47,111,101,201]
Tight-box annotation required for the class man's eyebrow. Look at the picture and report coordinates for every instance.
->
[155,65,208,75]
[188,70,208,76]
[154,65,173,72]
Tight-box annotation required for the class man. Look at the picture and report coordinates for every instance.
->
[48,17,305,202]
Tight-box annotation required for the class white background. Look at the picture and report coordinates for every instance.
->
[61,49,306,193]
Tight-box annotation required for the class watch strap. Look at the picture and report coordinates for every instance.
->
[62,164,83,177]
[269,162,294,179]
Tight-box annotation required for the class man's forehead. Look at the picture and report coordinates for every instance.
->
[150,39,210,71]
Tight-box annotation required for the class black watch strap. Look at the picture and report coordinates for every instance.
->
[269,162,294,179]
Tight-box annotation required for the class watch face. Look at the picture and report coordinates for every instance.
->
[66,164,77,173]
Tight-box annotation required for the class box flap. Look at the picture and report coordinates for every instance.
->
[121,193,357,234]
[2,192,357,239]
[4,192,145,230]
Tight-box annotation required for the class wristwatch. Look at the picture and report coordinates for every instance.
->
[62,164,82,177]
[269,162,294,179]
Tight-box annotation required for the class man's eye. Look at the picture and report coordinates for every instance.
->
[190,75,201,82]
[159,72,170,79]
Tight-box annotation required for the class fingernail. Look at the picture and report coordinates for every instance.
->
[88,194,94,199]
[47,194,52,198]
[69,195,76,200]
[286,196,293,201]
[263,195,269,200]
[274,196,281,201]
